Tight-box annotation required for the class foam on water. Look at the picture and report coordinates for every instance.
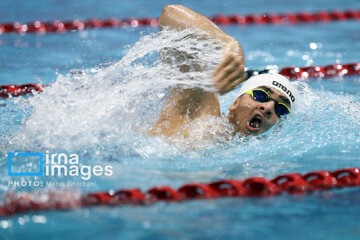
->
[0,28,360,193]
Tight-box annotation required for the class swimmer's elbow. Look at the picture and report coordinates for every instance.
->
[159,5,187,30]
[161,5,184,17]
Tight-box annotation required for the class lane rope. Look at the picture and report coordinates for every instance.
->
[1,62,359,99]
[0,167,359,217]
[0,9,359,35]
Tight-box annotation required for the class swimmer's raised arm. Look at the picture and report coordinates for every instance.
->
[150,5,246,137]
[159,5,246,94]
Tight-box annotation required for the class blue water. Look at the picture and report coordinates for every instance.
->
[1,0,360,240]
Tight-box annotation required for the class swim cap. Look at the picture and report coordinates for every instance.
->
[238,73,298,109]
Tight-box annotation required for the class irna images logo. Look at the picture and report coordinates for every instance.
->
[8,150,43,176]
[8,150,113,180]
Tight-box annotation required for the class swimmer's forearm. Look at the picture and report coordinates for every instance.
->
[158,5,234,44]
[159,5,246,95]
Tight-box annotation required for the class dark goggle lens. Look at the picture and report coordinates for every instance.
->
[252,90,269,102]
[275,103,290,116]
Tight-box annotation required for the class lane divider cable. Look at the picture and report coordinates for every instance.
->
[0,167,359,217]
[0,9,359,35]
[1,62,359,99]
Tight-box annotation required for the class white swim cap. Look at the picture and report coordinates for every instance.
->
[238,73,298,109]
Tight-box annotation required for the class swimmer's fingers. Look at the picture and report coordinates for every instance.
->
[213,54,243,82]
[214,68,244,94]
[213,58,245,94]
[218,72,246,95]
[214,57,238,82]
[214,59,244,85]
[213,39,245,94]
[213,55,235,77]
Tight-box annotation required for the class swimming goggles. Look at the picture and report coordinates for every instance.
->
[245,89,291,117]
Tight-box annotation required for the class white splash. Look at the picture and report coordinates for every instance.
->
[1,28,223,157]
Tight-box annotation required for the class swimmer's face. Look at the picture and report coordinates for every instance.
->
[227,86,291,135]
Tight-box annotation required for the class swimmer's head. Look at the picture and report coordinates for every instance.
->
[227,73,298,135]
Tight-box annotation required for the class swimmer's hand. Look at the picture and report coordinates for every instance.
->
[213,39,246,95]
[158,5,246,95]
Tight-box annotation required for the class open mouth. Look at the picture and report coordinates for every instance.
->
[247,114,262,132]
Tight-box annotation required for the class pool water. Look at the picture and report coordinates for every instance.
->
[1,0,360,239]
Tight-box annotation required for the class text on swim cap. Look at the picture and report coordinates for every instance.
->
[272,81,295,103]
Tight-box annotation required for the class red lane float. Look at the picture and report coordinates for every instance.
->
[211,9,360,25]
[279,62,360,79]
[0,84,44,98]
[0,167,359,217]
[0,9,359,35]
[1,62,358,99]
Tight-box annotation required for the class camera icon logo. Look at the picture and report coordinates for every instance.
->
[8,150,43,176]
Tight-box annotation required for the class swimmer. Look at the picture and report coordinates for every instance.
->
[150,5,297,137]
